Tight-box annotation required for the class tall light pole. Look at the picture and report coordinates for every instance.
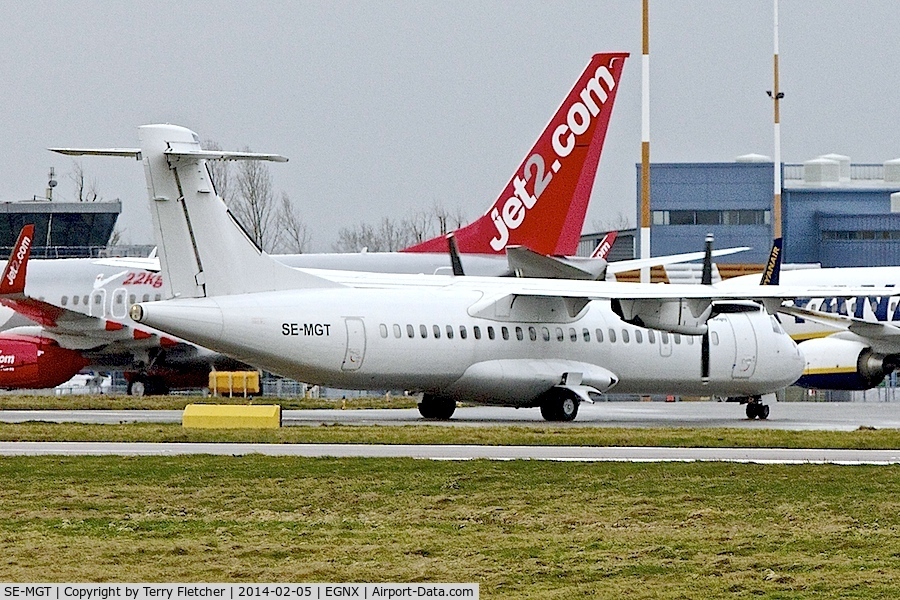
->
[769,0,783,241]
[640,0,651,282]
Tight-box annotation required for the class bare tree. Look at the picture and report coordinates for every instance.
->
[68,161,101,202]
[591,210,634,233]
[231,149,278,252]
[333,222,380,252]
[274,192,311,253]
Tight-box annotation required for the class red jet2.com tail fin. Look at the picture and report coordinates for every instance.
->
[0,225,34,295]
[403,52,628,256]
[590,230,618,259]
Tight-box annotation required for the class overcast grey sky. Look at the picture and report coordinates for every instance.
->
[1,1,898,249]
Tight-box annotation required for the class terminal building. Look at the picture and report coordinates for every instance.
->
[642,154,900,268]
[0,199,121,258]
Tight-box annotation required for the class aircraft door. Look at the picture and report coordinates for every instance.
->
[726,314,758,379]
[341,317,367,371]
[89,289,107,318]
[111,288,128,319]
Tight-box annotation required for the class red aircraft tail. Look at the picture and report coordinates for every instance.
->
[403,52,628,256]
[590,231,618,259]
[0,225,34,295]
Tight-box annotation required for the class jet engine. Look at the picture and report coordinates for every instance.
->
[0,333,89,389]
[795,337,895,390]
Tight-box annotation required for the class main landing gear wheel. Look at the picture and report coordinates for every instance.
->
[745,401,770,420]
[540,393,580,422]
[418,395,456,420]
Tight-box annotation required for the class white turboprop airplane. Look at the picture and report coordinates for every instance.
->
[0,52,746,395]
[56,124,891,421]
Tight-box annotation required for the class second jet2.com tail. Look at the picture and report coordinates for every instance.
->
[403,52,628,257]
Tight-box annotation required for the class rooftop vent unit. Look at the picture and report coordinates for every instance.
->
[818,153,851,181]
[803,157,840,185]
[885,158,900,183]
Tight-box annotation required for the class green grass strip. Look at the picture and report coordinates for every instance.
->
[0,456,899,598]
[1,422,900,449]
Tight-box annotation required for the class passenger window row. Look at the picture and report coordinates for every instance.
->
[377,323,711,345]
[59,293,163,307]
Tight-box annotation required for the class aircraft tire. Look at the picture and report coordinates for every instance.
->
[759,404,770,420]
[127,379,146,397]
[540,393,579,422]
[418,395,456,420]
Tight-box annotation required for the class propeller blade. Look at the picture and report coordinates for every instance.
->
[701,332,710,383]
[447,233,465,276]
[701,233,713,286]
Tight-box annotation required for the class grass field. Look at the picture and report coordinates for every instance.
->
[1,455,899,598]
[2,421,900,449]
[2,397,900,597]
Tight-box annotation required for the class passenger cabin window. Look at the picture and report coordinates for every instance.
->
[154,294,162,301]
[61,296,68,306]
[595,328,604,342]
[556,327,564,342]
[635,330,643,344]
[569,328,577,342]
[73,295,80,306]
[711,331,719,345]
[143,294,150,302]
[459,326,467,339]
[502,327,510,341]
[582,328,591,342]
[446,325,454,339]
[129,294,136,304]
[661,331,669,344]
[528,327,537,341]
[407,324,415,338]
[420,324,427,339]
[515,327,524,341]
[379,324,388,338]
[608,328,617,343]
[686,335,694,345]
[433,325,441,339]
[541,327,550,342]
[648,330,656,344]
[393,324,402,338]
[621,329,629,344]
[473,326,481,340]
[487,326,495,340]
[674,333,681,344]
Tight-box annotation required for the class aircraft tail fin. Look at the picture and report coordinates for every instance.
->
[760,238,783,286]
[403,52,628,256]
[55,126,343,299]
[0,225,34,295]
[590,231,618,259]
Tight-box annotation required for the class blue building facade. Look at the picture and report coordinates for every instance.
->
[639,162,774,264]
[637,159,900,267]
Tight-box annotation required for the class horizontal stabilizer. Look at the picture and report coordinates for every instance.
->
[49,147,142,159]
[506,246,605,280]
[164,148,288,163]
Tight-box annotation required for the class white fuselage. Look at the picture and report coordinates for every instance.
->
[135,285,804,406]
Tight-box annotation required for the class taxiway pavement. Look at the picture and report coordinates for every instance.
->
[2,401,900,430]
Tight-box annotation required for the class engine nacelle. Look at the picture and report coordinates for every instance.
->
[611,298,712,335]
[795,337,891,390]
[0,333,89,389]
